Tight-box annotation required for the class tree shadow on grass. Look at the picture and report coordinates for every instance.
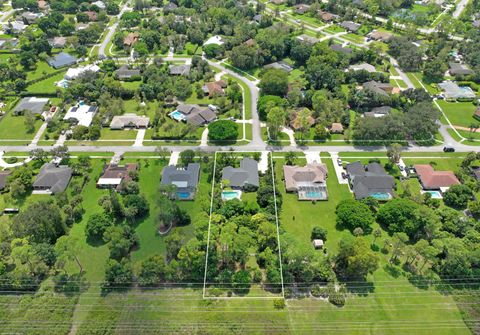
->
[345,281,375,297]
[53,272,88,297]
[384,263,403,279]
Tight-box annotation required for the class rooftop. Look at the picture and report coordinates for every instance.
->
[222,158,259,189]
[415,164,460,190]
[63,104,98,127]
[33,163,72,194]
[48,52,77,69]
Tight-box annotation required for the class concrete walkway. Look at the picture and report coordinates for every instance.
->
[29,123,48,146]
[304,152,321,164]
[0,151,32,168]
[168,151,179,166]
[258,151,269,173]
[200,128,209,146]
[330,152,349,185]
[281,127,296,146]
[133,129,145,147]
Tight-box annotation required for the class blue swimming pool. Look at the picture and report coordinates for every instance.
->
[170,111,186,121]
[424,190,442,199]
[177,191,192,200]
[370,192,391,200]
[222,190,242,201]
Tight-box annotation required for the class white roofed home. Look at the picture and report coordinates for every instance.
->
[63,103,98,127]
[64,64,100,80]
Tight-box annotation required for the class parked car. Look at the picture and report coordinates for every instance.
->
[341,172,347,179]
[443,146,455,152]
[337,158,342,166]
[397,164,404,171]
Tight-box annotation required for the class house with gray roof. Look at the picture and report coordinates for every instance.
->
[364,106,391,118]
[172,104,217,126]
[339,21,361,32]
[296,34,320,45]
[47,52,77,69]
[362,81,394,97]
[33,163,72,194]
[13,97,49,115]
[438,81,476,100]
[264,61,293,73]
[348,63,377,73]
[169,64,191,76]
[448,62,474,76]
[161,163,200,200]
[346,161,395,200]
[222,158,259,190]
[115,65,140,80]
[330,44,353,55]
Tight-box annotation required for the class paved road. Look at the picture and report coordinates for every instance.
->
[0,9,14,23]
[98,0,131,57]
[452,0,469,19]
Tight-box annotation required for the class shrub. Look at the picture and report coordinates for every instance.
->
[208,120,238,141]
[273,298,286,309]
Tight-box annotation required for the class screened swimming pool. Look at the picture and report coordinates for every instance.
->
[298,185,328,201]
[170,111,186,121]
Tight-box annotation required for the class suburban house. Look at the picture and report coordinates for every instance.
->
[48,36,67,48]
[264,61,293,73]
[0,38,19,50]
[84,11,98,21]
[362,81,394,97]
[97,164,138,190]
[296,34,320,45]
[110,114,150,129]
[448,62,474,76]
[170,104,217,126]
[161,163,201,200]
[330,44,353,55]
[289,110,315,130]
[438,81,476,100]
[5,21,27,34]
[368,30,393,42]
[20,11,43,24]
[270,0,285,4]
[38,0,49,10]
[63,103,98,127]
[202,80,227,97]
[284,163,328,200]
[33,163,72,194]
[0,170,11,191]
[474,107,480,121]
[47,52,77,69]
[115,65,141,80]
[294,4,310,14]
[64,64,100,80]
[365,106,391,118]
[13,97,49,115]
[169,64,191,76]
[348,63,377,73]
[222,158,259,190]
[330,122,344,134]
[164,2,178,12]
[123,32,140,48]
[414,164,460,191]
[346,161,395,200]
[92,0,106,9]
[317,10,339,22]
[339,21,361,32]
[203,35,224,46]
[252,14,262,23]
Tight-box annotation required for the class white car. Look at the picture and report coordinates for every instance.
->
[337,158,342,166]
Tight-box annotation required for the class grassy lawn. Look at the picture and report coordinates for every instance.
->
[343,33,366,44]
[25,61,59,82]
[323,24,346,34]
[120,80,142,90]
[99,128,138,140]
[223,74,252,120]
[0,112,43,139]
[26,73,65,94]
[436,100,478,128]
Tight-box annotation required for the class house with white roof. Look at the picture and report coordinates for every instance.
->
[64,64,100,80]
[63,103,98,127]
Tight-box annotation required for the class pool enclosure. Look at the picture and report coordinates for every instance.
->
[297,185,328,201]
